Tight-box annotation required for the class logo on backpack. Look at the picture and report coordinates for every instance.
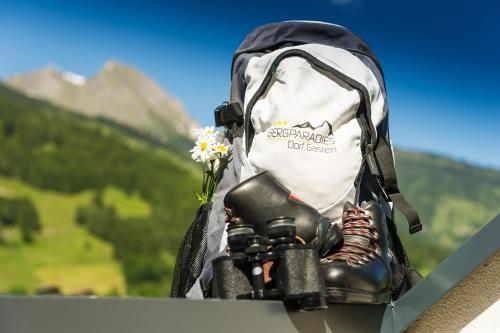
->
[267,119,336,154]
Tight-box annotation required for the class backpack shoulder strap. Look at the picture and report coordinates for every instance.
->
[375,137,422,234]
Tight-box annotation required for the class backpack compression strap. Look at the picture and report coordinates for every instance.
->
[375,137,423,234]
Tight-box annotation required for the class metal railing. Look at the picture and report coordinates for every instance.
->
[1,214,498,333]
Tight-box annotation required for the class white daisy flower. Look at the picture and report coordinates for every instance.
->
[194,126,217,138]
[214,143,229,157]
[190,135,216,162]
[190,126,231,205]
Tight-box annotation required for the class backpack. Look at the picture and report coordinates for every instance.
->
[171,20,422,300]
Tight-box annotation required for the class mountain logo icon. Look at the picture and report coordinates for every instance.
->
[292,120,333,136]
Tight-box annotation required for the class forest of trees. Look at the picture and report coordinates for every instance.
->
[0,197,41,243]
[76,193,169,295]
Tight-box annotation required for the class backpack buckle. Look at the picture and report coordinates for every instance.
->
[214,102,243,128]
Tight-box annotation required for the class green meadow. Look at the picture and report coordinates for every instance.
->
[0,176,154,295]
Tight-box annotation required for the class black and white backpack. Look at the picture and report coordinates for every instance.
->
[171,21,421,300]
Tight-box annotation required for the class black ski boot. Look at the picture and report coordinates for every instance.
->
[321,201,392,304]
[224,171,342,252]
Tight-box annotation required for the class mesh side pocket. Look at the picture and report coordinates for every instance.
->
[170,202,212,297]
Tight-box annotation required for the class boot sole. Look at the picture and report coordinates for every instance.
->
[325,287,391,304]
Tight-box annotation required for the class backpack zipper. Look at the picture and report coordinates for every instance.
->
[244,49,376,159]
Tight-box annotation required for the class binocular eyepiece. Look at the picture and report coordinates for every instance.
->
[227,216,296,251]
[267,217,297,242]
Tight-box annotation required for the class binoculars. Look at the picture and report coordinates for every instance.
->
[212,217,326,310]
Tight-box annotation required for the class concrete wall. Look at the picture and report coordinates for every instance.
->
[407,250,500,332]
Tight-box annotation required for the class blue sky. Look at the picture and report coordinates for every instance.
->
[1,0,499,168]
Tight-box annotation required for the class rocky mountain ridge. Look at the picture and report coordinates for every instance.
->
[5,61,197,142]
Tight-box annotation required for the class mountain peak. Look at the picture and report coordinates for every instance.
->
[9,65,86,86]
[40,64,62,73]
[102,60,129,72]
[3,61,197,140]
[95,60,153,85]
[25,64,65,79]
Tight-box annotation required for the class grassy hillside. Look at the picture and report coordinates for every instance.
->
[0,177,126,294]
[0,84,200,295]
[395,151,500,274]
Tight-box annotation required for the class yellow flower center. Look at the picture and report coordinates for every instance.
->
[200,142,208,151]
[216,145,227,152]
